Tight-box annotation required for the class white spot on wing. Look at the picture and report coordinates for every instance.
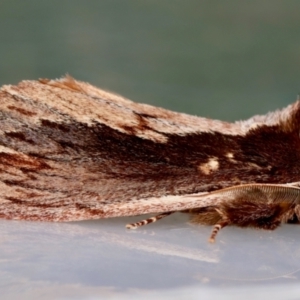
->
[226,152,237,163]
[226,152,234,159]
[199,157,219,175]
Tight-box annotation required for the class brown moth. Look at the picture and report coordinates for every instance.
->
[1,75,300,242]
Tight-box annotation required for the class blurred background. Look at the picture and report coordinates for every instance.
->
[1,0,300,121]
[1,1,300,299]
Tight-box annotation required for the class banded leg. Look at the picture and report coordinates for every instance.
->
[209,219,229,243]
[126,212,174,229]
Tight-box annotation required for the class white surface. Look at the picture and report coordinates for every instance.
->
[1,213,300,299]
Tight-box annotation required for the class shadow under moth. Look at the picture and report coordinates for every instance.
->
[1,75,300,242]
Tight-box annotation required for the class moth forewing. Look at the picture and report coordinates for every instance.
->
[2,76,300,243]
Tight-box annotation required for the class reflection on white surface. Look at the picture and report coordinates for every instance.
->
[1,213,300,299]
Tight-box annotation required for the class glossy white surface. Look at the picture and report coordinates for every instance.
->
[1,213,300,299]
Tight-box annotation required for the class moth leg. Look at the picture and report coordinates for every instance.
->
[126,212,174,229]
[209,218,230,243]
[281,207,297,223]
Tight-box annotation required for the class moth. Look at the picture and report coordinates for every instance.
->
[1,75,300,242]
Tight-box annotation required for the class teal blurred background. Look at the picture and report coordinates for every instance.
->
[1,0,300,121]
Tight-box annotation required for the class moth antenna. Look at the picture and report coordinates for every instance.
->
[126,212,174,229]
[209,219,229,243]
